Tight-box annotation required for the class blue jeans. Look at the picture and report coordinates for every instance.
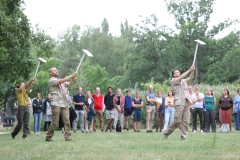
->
[234,111,240,130]
[164,107,175,130]
[34,112,42,133]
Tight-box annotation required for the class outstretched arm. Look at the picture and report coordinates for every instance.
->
[25,78,35,87]
[58,73,76,85]
[26,78,36,93]
[67,74,76,87]
[187,66,195,84]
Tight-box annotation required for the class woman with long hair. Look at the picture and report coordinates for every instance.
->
[164,90,175,131]
[218,88,233,131]
[204,89,216,132]
[84,90,95,133]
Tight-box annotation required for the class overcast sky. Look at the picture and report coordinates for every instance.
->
[23,0,240,39]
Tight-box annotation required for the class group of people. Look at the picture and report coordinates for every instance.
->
[189,86,240,133]
[10,65,240,141]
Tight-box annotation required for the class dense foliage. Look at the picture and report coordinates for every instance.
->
[1,0,240,114]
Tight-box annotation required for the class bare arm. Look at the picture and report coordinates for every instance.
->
[58,73,76,85]
[139,100,144,108]
[187,66,195,84]
[25,78,34,87]
[146,96,155,103]
[165,97,169,106]
[26,78,36,93]
[67,75,76,87]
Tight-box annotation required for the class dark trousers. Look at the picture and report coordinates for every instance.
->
[11,106,30,138]
[155,111,164,131]
[190,108,193,131]
[205,110,216,132]
[44,121,51,131]
[203,110,207,130]
[192,108,203,131]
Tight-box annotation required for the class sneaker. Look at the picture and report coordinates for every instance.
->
[134,130,137,132]
[105,127,108,132]
[81,131,84,133]
[11,133,15,140]
[137,130,141,132]
[200,130,203,133]
[74,131,76,133]
[93,130,96,132]
[110,130,113,132]
[101,130,104,132]
[193,130,197,133]
[85,131,88,133]
[156,129,158,132]
[126,128,129,131]
[163,133,168,140]
[149,130,153,132]
[38,132,40,134]
[147,130,151,133]
[22,136,27,140]
[160,129,162,132]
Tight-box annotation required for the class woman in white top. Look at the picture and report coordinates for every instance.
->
[164,90,175,131]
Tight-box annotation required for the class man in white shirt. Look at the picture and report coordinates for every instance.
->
[192,86,204,133]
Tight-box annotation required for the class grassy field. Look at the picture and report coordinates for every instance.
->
[0,128,240,160]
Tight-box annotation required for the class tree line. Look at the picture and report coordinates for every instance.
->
[0,0,239,113]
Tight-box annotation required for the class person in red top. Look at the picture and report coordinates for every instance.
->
[92,87,105,132]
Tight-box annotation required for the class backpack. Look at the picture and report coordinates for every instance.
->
[116,121,122,132]
[220,124,230,133]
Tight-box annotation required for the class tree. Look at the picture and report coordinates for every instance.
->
[122,14,175,87]
[165,0,240,84]
[55,25,82,78]
[0,0,56,114]
[101,18,109,34]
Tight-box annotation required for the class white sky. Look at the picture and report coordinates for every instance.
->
[23,0,240,39]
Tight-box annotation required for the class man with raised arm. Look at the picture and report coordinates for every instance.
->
[11,77,36,140]
[45,67,76,142]
[163,66,195,140]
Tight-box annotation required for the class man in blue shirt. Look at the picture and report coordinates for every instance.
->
[72,87,85,133]
[124,90,133,131]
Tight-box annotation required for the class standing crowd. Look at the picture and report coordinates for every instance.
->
[11,66,240,141]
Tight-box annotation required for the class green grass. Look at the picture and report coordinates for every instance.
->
[0,128,240,160]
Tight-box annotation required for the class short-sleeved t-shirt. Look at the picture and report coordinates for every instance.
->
[192,93,204,108]
[145,91,156,106]
[133,98,142,111]
[73,94,85,110]
[171,78,191,106]
[48,77,69,108]
[16,89,29,106]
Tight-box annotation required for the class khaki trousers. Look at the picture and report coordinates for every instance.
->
[93,110,103,130]
[146,105,155,131]
[46,106,71,140]
[164,100,190,139]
